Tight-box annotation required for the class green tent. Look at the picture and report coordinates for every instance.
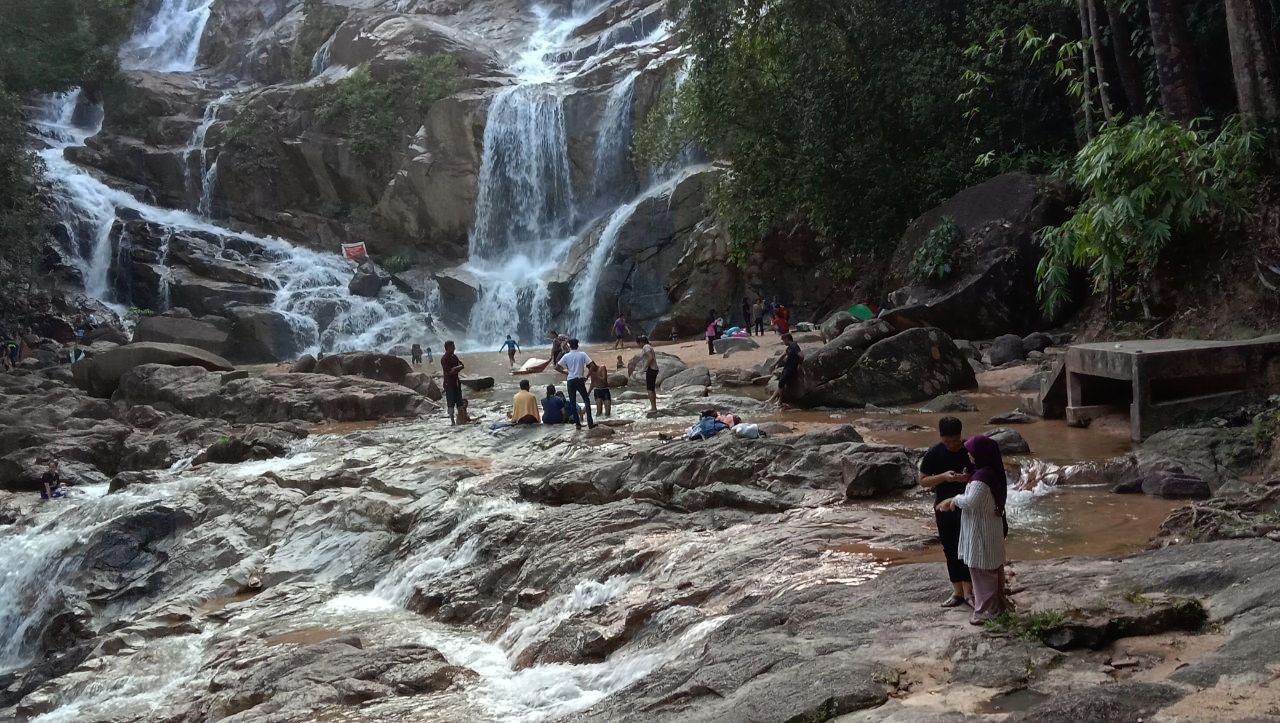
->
[849,304,875,321]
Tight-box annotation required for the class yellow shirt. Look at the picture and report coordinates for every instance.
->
[512,390,541,422]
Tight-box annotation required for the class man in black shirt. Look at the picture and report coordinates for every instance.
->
[440,340,464,426]
[768,333,804,406]
[919,416,973,607]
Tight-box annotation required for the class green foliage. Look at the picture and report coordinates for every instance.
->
[1122,589,1153,607]
[1251,410,1280,449]
[911,216,962,282]
[633,79,695,169]
[661,0,984,265]
[0,89,48,289]
[289,0,348,80]
[983,610,1066,644]
[0,0,139,97]
[316,56,460,158]
[123,306,155,322]
[1037,115,1263,315]
[381,254,410,274]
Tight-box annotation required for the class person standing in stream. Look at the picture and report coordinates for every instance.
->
[918,416,973,608]
[612,315,630,349]
[555,338,596,429]
[499,335,520,369]
[628,335,659,415]
[440,340,465,426]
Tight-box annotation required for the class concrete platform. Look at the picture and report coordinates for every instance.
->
[1063,335,1280,440]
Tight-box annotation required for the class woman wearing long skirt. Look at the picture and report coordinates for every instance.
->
[936,434,1008,624]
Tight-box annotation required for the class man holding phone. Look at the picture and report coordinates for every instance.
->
[919,416,973,607]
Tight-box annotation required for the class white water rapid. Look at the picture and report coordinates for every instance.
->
[119,0,216,73]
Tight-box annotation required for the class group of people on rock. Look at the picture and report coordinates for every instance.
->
[505,335,660,427]
[920,416,1011,624]
[705,298,790,355]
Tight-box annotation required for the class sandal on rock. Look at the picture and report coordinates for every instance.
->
[940,595,967,608]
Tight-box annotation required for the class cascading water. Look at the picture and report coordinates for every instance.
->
[31,0,445,352]
[590,71,638,207]
[464,6,592,345]
[185,94,230,217]
[119,0,216,73]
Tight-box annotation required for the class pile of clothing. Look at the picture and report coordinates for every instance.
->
[685,410,761,440]
[721,327,752,338]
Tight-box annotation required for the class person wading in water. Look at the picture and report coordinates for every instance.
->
[440,340,465,426]
[499,335,520,369]
[918,416,973,608]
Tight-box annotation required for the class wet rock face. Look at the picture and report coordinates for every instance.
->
[882,172,1073,340]
[114,364,430,423]
[71,341,235,398]
[132,315,230,355]
[517,425,914,510]
[789,322,977,408]
[314,352,414,385]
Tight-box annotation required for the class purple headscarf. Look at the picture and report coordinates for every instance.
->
[965,435,1007,513]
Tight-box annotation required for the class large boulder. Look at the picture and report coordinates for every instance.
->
[882,173,1072,339]
[821,310,856,341]
[225,306,308,363]
[627,351,688,387]
[71,342,234,398]
[349,264,388,298]
[987,334,1026,366]
[314,352,413,385]
[787,322,976,408]
[131,315,229,355]
[712,336,758,355]
[114,365,430,423]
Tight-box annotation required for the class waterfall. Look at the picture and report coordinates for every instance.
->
[567,200,638,336]
[310,35,336,78]
[591,71,638,207]
[462,5,596,345]
[119,0,216,73]
[186,94,230,217]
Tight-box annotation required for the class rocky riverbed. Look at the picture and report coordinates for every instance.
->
[3,336,1279,722]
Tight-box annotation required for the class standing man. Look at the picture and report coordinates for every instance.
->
[555,338,596,429]
[919,416,974,608]
[628,335,659,415]
[752,298,766,336]
[740,296,752,330]
[612,315,630,349]
[440,340,465,426]
[411,343,423,366]
[499,335,521,369]
[768,333,804,405]
[589,354,612,418]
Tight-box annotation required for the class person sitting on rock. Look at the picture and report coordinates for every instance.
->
[541,385,568,425]
[511,379,541,424]
[39,461,67,500]
[768,333,804,406]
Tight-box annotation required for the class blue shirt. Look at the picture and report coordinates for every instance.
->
[542,396,567,424]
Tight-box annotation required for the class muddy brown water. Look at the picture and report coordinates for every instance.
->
[265,348,1176,565]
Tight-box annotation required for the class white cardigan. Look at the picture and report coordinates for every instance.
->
[951,480,1006,570]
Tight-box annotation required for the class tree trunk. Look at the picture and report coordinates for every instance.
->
[1088,0,1116,121]
[1077,0,1096,138]
[1147,0,1204,123]
[1105,1,1148,113]
[1225,0,1280,122]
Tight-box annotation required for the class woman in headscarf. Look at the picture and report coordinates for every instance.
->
[936,434,1007,624]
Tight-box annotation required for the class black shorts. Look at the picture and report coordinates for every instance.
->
[779,369,797,388]
[594,388,611,401]
[645,368,659,391]
[444,384,463,408]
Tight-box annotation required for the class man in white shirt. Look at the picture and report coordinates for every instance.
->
[555,338,596,429]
